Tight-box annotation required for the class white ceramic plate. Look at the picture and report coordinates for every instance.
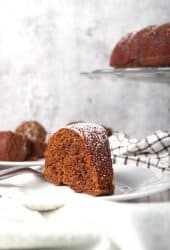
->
[0,164,170,211]
[102,165,170,201]
[0,159,45,168]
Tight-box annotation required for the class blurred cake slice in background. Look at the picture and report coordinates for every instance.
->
[0,131,29,161]
[16,120,47,160]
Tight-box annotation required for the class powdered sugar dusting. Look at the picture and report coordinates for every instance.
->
[67,122,107,148]
[67,122,113,182]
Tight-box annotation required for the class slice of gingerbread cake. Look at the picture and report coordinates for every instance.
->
[0,131,29,161]
[44,123,114,196]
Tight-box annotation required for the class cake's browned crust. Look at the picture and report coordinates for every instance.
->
[16,120,47,142]
[44,123,114,196]
[110,23,170,68]
[0,131,29,161]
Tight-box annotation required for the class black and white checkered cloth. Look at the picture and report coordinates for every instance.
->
[109,130,170,171]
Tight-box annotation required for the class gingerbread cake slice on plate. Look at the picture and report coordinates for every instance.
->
[44,123,114,196]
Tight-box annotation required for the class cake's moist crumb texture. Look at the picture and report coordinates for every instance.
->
[110,23,170,68]
[0,131,29,161]
[44,123,114,196]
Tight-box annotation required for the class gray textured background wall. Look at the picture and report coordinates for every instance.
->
[0,0,170,138]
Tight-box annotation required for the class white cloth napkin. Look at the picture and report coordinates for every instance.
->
[0,196,170,250]
[109,130,170,171]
